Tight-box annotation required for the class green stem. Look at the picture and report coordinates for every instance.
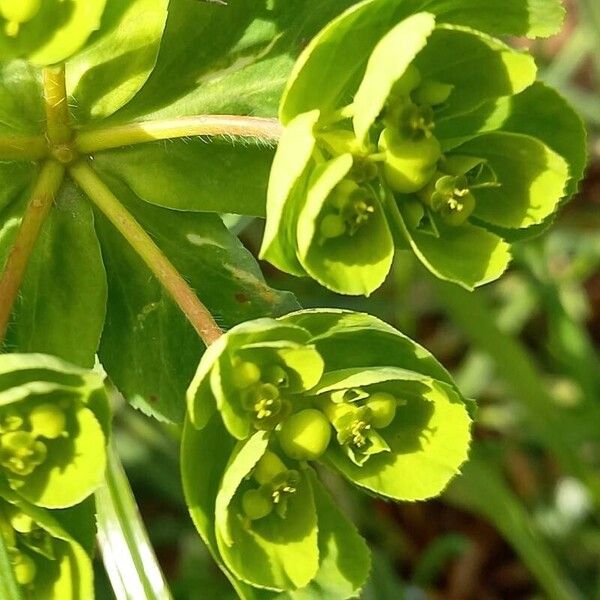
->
[0,161,65,345]
[0,135,47,161]
[95,443,173,600]
[0,527,22,600]
[69,161,222,346]
[75,115,283,153]
[42,65,71,145]
[434,279,600,510]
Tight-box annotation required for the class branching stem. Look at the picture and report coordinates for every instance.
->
[42,65,71,145]
[0,161,65,344]
[75,115,283,153]
[0,134,47,161]
[69,161,223,346]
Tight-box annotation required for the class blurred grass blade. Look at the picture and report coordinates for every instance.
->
[96,443,173,600]
[0,529,22,600]
[577,0,600,79]
[446,447,583,600]
[434,280,600,508]
[542,26,591,88]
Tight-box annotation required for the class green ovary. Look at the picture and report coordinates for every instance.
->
[0,0,41,37]
[278,409,332,461]
[29,403,67,439]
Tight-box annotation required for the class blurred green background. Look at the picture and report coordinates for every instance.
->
[97,1,600,598]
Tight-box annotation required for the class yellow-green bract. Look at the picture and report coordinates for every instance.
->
[0,353,110,509]
[260,0,586,296]
[183,309,472,597]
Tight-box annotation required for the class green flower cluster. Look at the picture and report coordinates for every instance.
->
[0,354,108,597]
[183,309,472,595]
[0,487,93,598]
[260,0,585,295]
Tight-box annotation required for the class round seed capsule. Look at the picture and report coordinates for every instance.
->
[9,510,35,534]
[12,551,36,585]
[29,403,66,439]
[379,128,441,194]
[366,392,397,429]
[253,450,287,485]
[232,361,261,389]
[279,409,331,461]
[320,214,346,240]
[242,489,272,520]
[413,80,454,106]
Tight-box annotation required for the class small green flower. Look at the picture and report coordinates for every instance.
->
[187,319,324,439]
[0,354,110,509]
[331,404,390,466]
[0,491,93,597]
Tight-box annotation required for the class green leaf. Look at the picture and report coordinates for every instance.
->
[93,138,273,216]
[0,518,21,600]
[108,0,357,123]
[281,0,556,123]
[288,469,370,600]
[181,415,245,594]
[94,172,297,423]
[280,309,460,391]
[0,0,107,66]
[438,82,587,199]
[396,205,511,289]
[0,61,44,135]
[67,0,169,122]
[5,181,107,368]
[0,161,35,214]
[414,25,536,119]
[451,132,569,231]
[323,377,471,501]
[426,0,564,39]
[295,155,395,296]
[260,110,319,276]
[216,436,319,591]
[352,12,436,143]
[281,0,403,124]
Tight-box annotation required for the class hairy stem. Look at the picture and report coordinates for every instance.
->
[69,161,223,346]
[0,134,47,161]
[0,161,65,345]
[42,64,71,145]
[75,115,283,153]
